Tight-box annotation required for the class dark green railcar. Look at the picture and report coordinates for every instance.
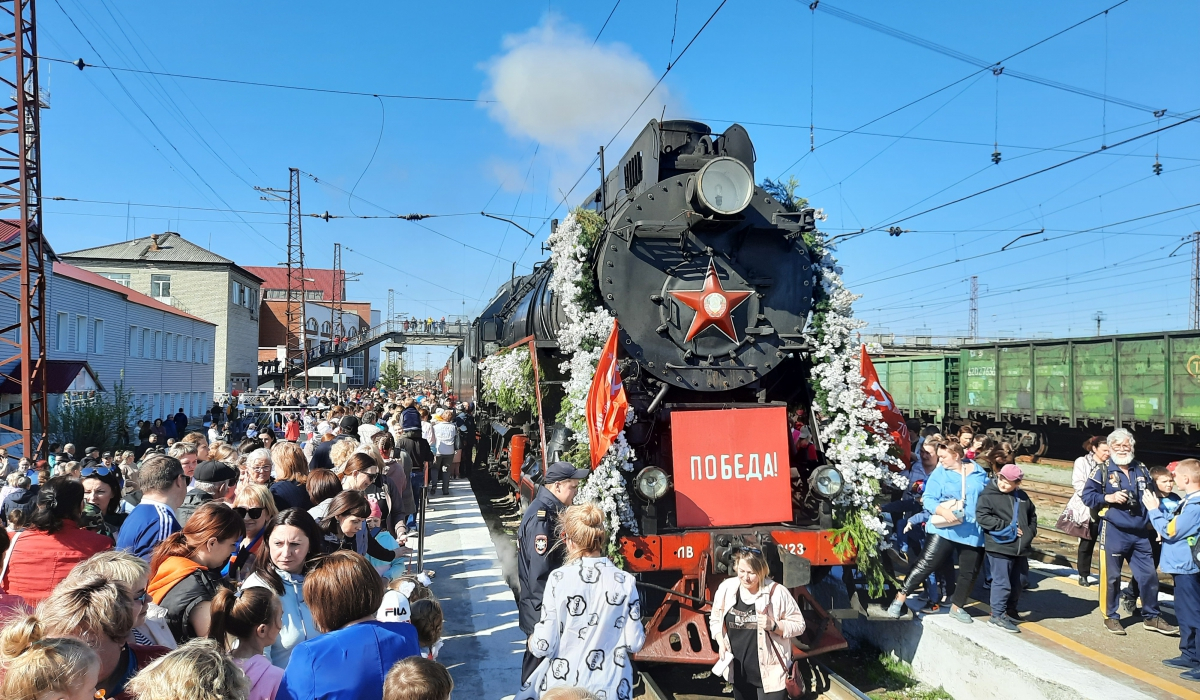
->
[874,330,1200,456]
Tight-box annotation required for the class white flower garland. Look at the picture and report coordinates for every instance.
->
[809,236,908,538]
[547,211,639,536]
[479,349,536,415]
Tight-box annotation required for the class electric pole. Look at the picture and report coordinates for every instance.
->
[332,242,344,396]
[1190,231,1200,331]
[968,276,979,341]
[0,0,48,458]
[256,169,309,391]
[1094,311,1106,337]
[386,288,395,365]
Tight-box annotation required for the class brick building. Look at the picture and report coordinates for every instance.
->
[61,233,262,395]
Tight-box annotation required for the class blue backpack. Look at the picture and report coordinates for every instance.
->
[991,495,1021,544]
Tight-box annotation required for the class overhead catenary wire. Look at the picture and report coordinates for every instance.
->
[43,55,493,103]
[774,0,1141,178]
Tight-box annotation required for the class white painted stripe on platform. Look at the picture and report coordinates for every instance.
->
[423,481,522,700]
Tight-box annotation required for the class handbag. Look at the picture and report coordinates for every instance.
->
[1055,510,1091,539]
[929,468,967,528]
[766,583,806,699]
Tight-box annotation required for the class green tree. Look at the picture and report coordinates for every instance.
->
[760,176,809,213]
[377,359,404,391]
[49,380,138,451]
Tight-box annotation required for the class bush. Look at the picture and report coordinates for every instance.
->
[49,380,136,450]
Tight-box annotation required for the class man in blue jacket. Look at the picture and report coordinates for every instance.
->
[116,454,188,560]
[1083,428,1178,636]
[1144,458,1200,680]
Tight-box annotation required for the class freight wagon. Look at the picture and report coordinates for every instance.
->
[874,330,1200,459]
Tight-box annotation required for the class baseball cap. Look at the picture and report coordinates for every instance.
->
[194,461,238,483]
[998,464,1024,482]
[339,415,360,433]
[544,461,591,484]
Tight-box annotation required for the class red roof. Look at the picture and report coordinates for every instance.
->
[52,262,214,324]
[243,266,344,300]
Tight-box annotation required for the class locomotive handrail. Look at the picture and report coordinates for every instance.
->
[635,580,711,608]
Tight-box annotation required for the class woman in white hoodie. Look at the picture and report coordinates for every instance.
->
[708,549,806,700]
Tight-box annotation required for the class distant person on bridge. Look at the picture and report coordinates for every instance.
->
[1083,428,1178,636]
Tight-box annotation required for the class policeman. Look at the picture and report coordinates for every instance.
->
[1144,458,1200,680]
[517,460,589,683]
[454,403,477,478]
[1082,428,1178,636]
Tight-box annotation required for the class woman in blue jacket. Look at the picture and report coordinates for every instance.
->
[277,551,419,700]
[242,509,324,668]
[887,441,988,623]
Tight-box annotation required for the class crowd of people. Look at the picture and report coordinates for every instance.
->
[878,425,1200,682]
[0,384,482,700]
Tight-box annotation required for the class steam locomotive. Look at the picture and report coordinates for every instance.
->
[448,119,854,668]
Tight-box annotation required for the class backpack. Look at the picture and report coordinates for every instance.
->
[991,495,1022,544]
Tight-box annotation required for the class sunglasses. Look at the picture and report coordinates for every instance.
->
[233,507,264,519]
[80,466,116,477]
[132,589,150,605]
[738,546,762,554]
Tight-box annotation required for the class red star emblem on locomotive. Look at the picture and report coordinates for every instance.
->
[669,259,753,342]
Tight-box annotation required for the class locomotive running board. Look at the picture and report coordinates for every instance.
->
[634,569,848,665]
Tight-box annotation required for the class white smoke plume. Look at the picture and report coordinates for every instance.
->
[481,16,680,152]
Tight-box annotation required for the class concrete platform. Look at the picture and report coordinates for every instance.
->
[835,560,1200,700]
[422,481,524,700]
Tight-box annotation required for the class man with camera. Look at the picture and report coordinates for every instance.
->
[1083,428,1178,636]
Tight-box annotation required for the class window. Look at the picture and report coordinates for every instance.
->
[56,313,66,352]
[239,285,247,307]
[305,290,323,301]
[171,334,179,361]
[94,319,104,354]
[153,330,162,360]
[128,326,136,358]
[75,315,86,352]
[150,274,171,298]
[249,288,258,308]
[265,289,285,300]
[101,273,131,287]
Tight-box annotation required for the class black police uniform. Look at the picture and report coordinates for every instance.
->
[517,484,568,682]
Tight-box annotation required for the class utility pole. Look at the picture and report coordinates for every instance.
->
[0,0,48,458]
[1094,311,1106,337]
[256,169,309,391]
[331,243,343,396]
[386,288,395,365]
[1191,231,1200,331]
[968,275,979,341]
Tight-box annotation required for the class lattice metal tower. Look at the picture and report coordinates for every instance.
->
[285,168,308,389]
[0,0,47,457]
[1191,232,1200,331]
[968,275,979,341]
[331,242,344,393]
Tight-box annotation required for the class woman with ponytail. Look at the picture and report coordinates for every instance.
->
[517,503,644,700]
[1,476,111,605]
[208,587,284,700]
[148,501,245,643]
[0,631,99,700]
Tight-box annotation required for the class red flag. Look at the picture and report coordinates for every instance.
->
[860,345,911,470]
[586,319,629,468]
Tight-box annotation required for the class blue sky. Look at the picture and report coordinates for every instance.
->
[36,1,1200,368]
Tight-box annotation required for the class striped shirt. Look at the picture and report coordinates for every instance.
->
[116,500,180,561]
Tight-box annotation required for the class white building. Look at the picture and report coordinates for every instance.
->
[61,232,262,395]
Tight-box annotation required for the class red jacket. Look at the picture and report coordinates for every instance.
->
[2,520,113,606]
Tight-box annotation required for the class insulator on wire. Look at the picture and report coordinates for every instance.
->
[1153,159,1163,175]
[991,150,1002,165]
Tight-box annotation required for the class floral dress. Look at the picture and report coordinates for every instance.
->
[518,556,645,700]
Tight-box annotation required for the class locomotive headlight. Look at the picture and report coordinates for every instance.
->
[635,466,670,501]
[809,465,845,500]
[696,157,754,215]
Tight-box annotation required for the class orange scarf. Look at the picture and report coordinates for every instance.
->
[148,556,204,605]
